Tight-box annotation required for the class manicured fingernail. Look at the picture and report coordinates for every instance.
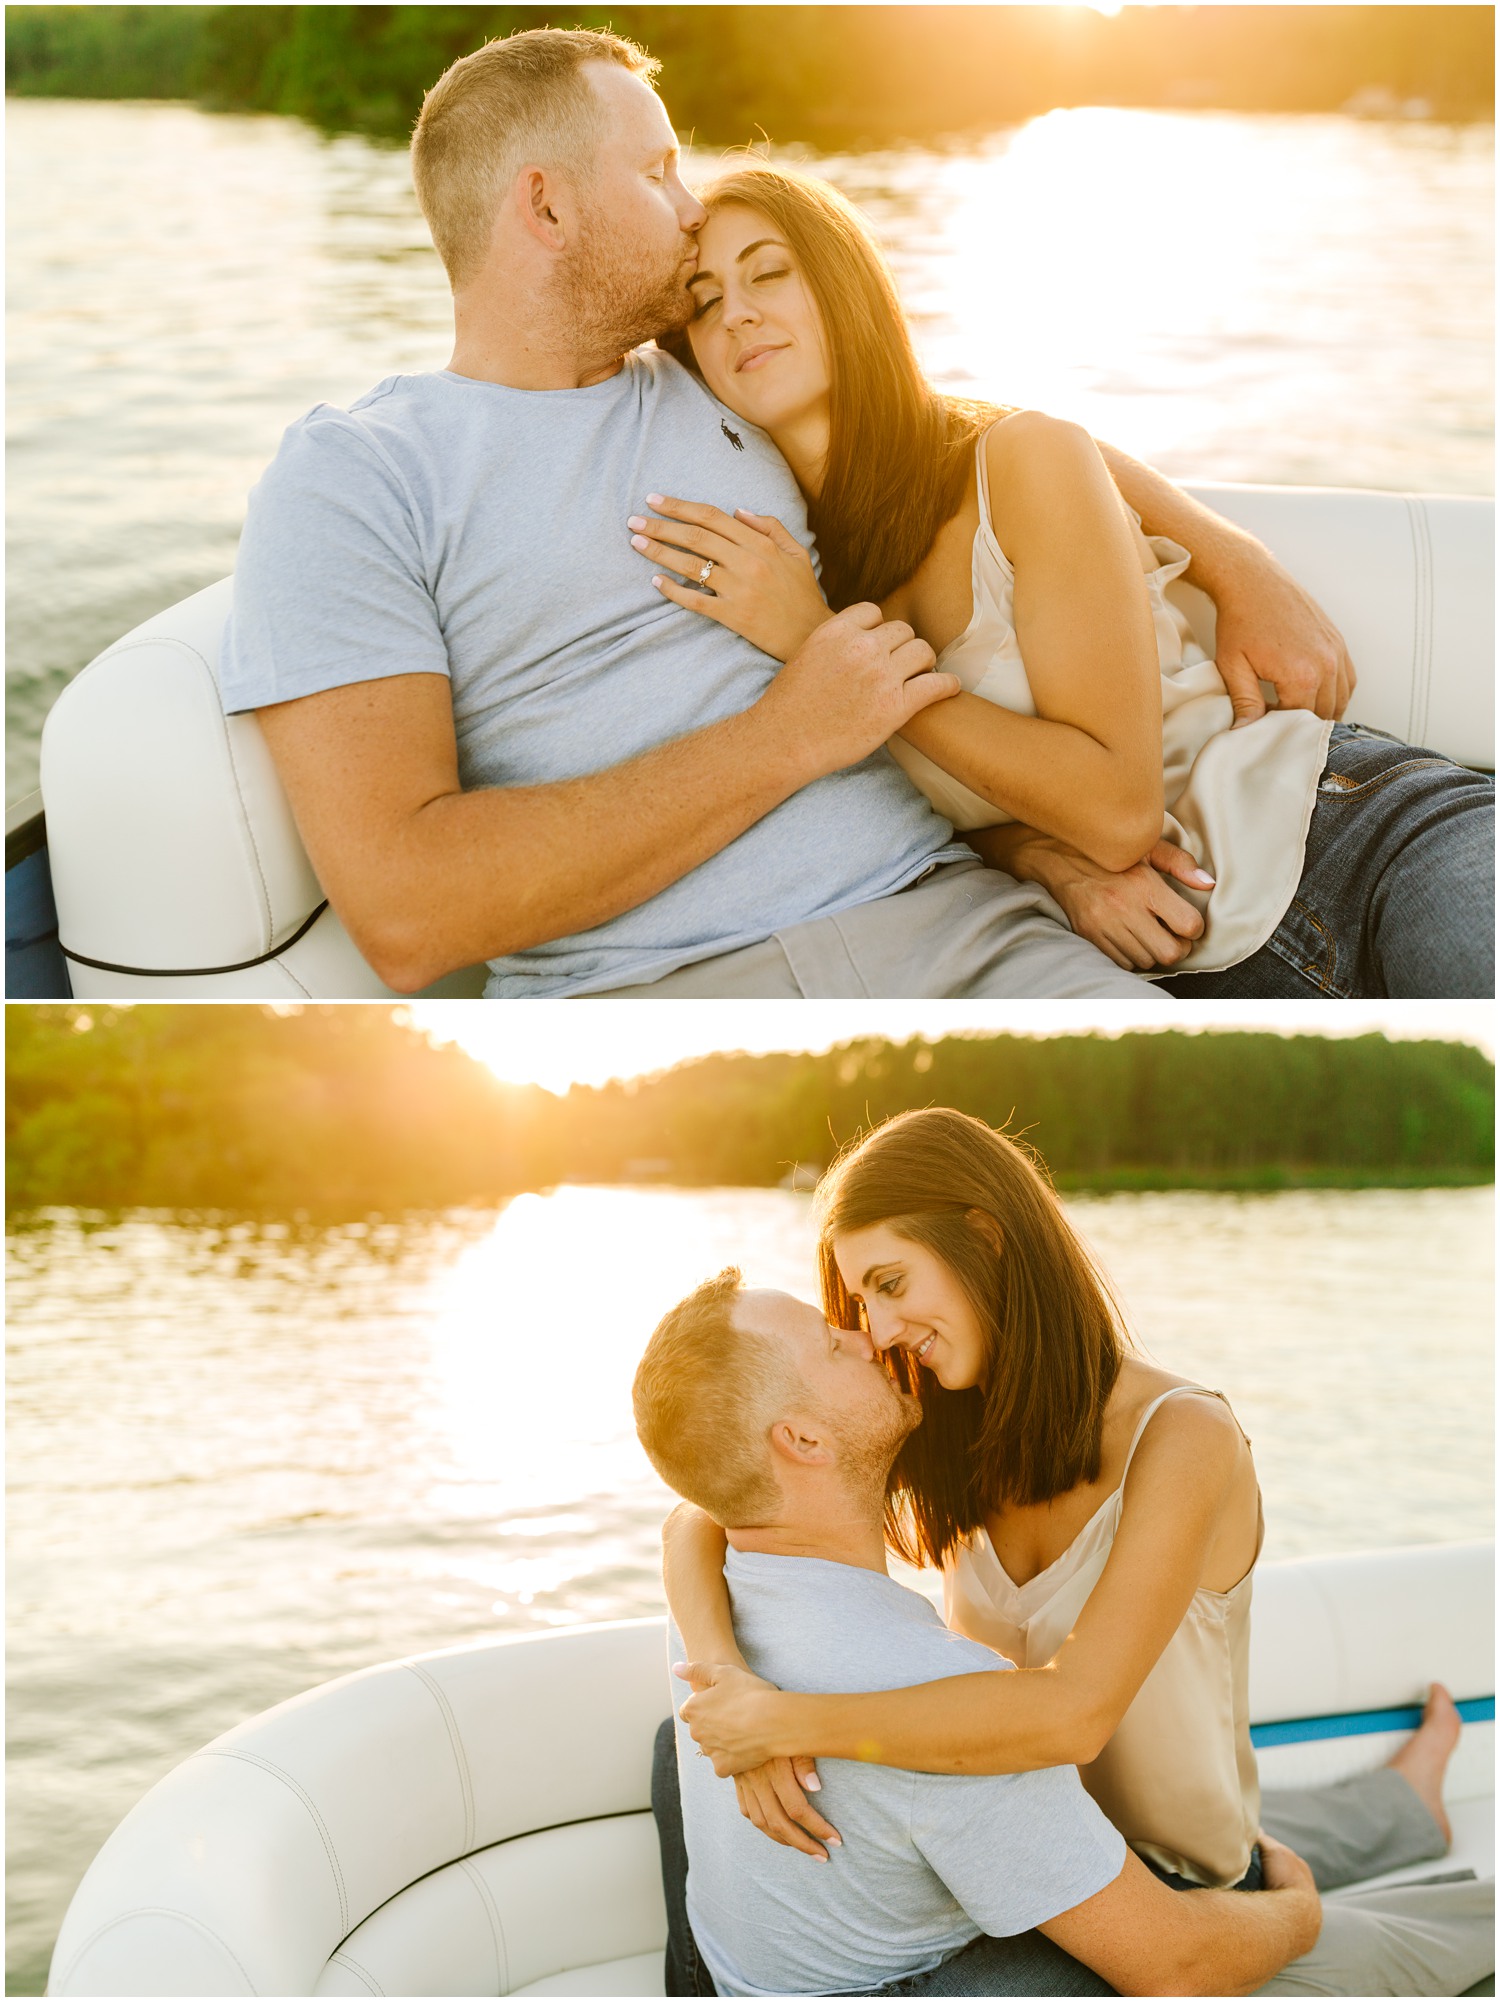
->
[812,1851,829,1863]
[651,576,665,588]
[1187,869,1216,888]
[630,534,648,550]
[646,492,665,506]
[827,1834,842,1847]
[804,1775,821,1792]
[627,515,647,530]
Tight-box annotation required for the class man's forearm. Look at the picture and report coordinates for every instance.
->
[1096,440,1264,598]
[1166,1885,1320,1997]
[380,704,806,985]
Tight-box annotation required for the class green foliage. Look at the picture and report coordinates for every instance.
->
[7,7,1493,140]
[6,1008,1492,1217]
[4,1005,553,1213]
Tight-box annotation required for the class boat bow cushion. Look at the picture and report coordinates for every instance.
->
[47,1547,1494,1997]
[35,486,1494,1000]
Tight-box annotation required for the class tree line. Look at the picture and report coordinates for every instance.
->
[6,1006,1492,1217]
[6,7,1493,145]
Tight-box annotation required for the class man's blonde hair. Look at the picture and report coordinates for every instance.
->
[411,27,661,289]
[633,1268,792,1527]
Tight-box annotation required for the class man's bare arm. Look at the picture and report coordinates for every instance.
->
[255,606,957,991]
[1097,441,1356,723]
[1041,1839,1321,1997]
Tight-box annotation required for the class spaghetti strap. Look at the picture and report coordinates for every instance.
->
[974,423,999,538]
[1120,1384,1229,1483]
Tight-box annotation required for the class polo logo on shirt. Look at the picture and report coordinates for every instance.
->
[721,420,744,451]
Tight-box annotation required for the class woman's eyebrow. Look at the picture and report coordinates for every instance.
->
[861,1261,897,1288]
[687,238,788,289]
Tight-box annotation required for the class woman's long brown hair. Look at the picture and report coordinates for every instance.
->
[814,1108,1130,1569]
[661,162,1005,608]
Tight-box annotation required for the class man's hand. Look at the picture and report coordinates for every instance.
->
[972,825,1211,971]
[762,604,960,783]
[1257,1830,1319,1910]
[1094,440,1357,726]
[1213,548,1356,727]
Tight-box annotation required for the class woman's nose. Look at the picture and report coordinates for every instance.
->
[724,288,759,330]
[863,1300,899,1350]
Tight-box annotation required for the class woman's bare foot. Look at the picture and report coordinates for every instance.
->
[1386,1683,1461,1847]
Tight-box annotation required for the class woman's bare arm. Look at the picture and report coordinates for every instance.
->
[661,1503,841,1859]
[662,1502,742,1665]
[682,1398,1248,1776]
[895,412,1165,873]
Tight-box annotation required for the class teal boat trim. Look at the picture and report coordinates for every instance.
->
[1251,1696,1494,1748]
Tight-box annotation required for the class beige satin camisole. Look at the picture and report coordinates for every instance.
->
[885,428,1333,974]
[944,1384,1263,1888]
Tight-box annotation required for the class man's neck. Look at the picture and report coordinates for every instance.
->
[446,332,628,391]
[727,1499,889,1576]
[447,284,629,390]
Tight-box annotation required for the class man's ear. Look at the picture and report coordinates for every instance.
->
[513,165,572,250]
[965,1207,1004,1258]
[768,1418,834,1470]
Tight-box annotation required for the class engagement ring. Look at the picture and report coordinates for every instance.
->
[697,559,716,588]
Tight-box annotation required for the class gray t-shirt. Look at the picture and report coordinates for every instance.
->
[671,1549,1125,1998]
[220,348,964,996]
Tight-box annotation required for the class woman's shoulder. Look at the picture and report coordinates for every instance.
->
[981,409,1106,552]
[983,407,1096,478]
[1110,1360,1246,1467]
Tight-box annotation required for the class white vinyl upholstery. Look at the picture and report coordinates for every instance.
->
[39,581,485,999]
[1182,486,1494,767]
[36,486,1493,1000]
[49,1545,1493,1997]
[50,1620,673,1997]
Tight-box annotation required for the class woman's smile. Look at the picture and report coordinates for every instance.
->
[832,1222,989,1392]
[735,341,790,373]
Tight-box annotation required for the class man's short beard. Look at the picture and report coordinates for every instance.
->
[836,1390,923,1511]
[564,209,695,359]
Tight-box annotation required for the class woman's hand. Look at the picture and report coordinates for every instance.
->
[733,1759,842,1863]
[674,1658,797,1773]
[628,495,832,662]
[972,825,1213,970]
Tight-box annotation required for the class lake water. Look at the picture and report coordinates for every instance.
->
[6,1181,1493,1993]
[5,98,1493,802]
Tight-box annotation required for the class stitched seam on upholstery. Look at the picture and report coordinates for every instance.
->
[52,1905,260,1995]
[459,1856,510,1994]
[60,633,277,951]
[219,711,276,950]
[329,1807,654,1930]
[1404,496,1433,747]
[327,1949,385,1996]
[202,1748,349,1935]
[405,1662,477,1852]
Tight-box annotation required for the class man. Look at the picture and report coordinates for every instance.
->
[221,28,1353,1000]
[633,1271,1493,1997]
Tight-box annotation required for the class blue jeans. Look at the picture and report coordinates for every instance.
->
[650,1719,1118,1997]
[1160,724,1495,998]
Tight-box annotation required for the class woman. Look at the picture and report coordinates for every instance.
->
[627,162,1492,995]
[665,1107,1460,1896]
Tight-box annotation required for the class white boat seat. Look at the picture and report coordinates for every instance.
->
[36,484,1494,1000]
[48,1544,1494,1997]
